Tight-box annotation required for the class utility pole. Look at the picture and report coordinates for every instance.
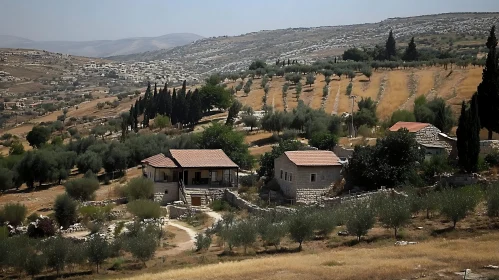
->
[349,95,357,137]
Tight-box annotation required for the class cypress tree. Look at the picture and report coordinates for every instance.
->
[477,25,499,140]
[456,101,469,171]
[185,90,192,126]
[165,89,172,118]
[176,88,187,126]
[403,37,418,61]
[469,93,481,173]
[133,100,139,132]
[386,29,397,60]
[137,97,143,115]
[171,88,178,125]
[189,88,203,125]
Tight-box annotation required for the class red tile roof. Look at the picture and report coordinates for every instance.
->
[389,122,431,133]
[141,153,177,168]
[284,150,341,166]
[170,149,239,168]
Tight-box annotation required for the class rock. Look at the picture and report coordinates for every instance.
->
[416,226,424,230]
[395,241,418,246]
[484,265,499,269]
[337,231,349,236]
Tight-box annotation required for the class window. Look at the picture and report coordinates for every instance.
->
[289,173,293,182]
[310,173,316,182]
[280,170,283,179]
[285,172,288,181]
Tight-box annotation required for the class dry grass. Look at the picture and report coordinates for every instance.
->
[376,71,409,120]
[124,233,499,280]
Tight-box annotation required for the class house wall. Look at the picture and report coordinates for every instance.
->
[415,125,452,155]
[143,165,175,182]
[274,155,342,198]
[182,169,237,186]
[153,182,179,205]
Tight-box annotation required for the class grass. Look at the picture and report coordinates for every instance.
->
[122,232,499,280]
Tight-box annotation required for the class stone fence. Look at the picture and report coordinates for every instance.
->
[224,190,294,215]
[81,197,126,207]
[480,140,499,156]
[167,205,201,219]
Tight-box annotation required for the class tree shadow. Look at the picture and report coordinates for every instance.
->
[304,89,313,93]
[256,246,301,255]
[431,226,455,236]
[33,270,93,280]
[358,79,370,83]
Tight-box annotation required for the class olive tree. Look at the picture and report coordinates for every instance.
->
[346,201,375,241]
[287,209,315,250]
[87,235,109,273]
[439,187,480,228]
[377,196,412,238]
[125,232,158,266]
[54,194,77,229]
[64,177,100,201]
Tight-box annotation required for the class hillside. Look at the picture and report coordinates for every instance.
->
[0,33,203,57]
[109,13,499,74]
[231,66,482,122]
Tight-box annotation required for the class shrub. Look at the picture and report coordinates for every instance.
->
[27,217,56,238]
[422,153,452,181]
[210,200,232,212]
[421,191,440,219]
[27,213,40,223]
[229,219,257,254]
[486,184,499,217]
[439,187,481,228]
[0,167,14,192]
[54,194,78,229]
[377,196,412,238]
[195,232,212,252]
[0,203,27,226]
[485,150,499,167]
[44,236,70,276]
[66,242,88,271]
[64,177,100,201]
[256,218,286,250]
[76,151,103,174]
[121,177,154,201]
[79,204,114,222]
[313,209,336,238]
[346,201,375,241]
[240,174,258,188]
[280,129,299,140]
[24,251,46,278]
[287,209,315,250]
[125,231,158,265]
[127,200,161,220]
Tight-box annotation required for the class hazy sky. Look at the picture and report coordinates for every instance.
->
[1,0,498,41]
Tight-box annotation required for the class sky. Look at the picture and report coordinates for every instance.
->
[1,0,498,41]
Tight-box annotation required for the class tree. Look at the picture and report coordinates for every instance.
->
[0,167,14,192]
[26,126,51,148]
[457,94,480,173]
[403,37,419,61]
[347,71,356,81]
[126,231,158,266]
[346,201,375,241]
[361,67,373,81]
[477,26,499,139]
[322,85,328,97]
[226,99,243,126]
[439,187,480,228]
[309,132,337,151]
[257,219,286,250]
[127,200,161,219]
[386,29,397,60]
[103,142,129,174]
[189,89,203,125]
[199,122,253,169]
[231,219,257,254]
[154,114,170,130]
[295,81,302,101]
[44,236,69,276]
[121,177,154,201]
[199,84,232,111]
[377,196,412,238]
[346,82,353,96]
[9,140,25,155]
[76,151,102,174]
[249,60,267,70]
[24,251,46,278]
[390,110,416,126]
[287,209,315,250]
[54,194,77,229]
[195,233,212,251]
[243,79,252,96]
[87,235,109,273]
[242,115,259,131]
[306,73,315,87]
[64,177,100,201]
[342,48,369,61]
[0,203,27,226]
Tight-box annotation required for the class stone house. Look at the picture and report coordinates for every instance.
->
[389,122,456,159]
[141,149,239,206]
[274,150,343,201]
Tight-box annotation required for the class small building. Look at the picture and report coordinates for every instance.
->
[274,150,343,200]
[389,122,456,159]
[141,149,239,206]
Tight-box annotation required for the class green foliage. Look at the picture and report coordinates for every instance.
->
[422,153,452,181]
[154,114,170,130]
[26,125,51,148]
[127,199,161,220]
[242,115,259,131]
[345,128,424,189]
[230,219,257,254]
[306,73,315,87]
[44,236,69,275]
[125,231,158,265]
[257,218,286,250]
[312,209,336,238]
[87,234,109,272]
[486,184,499,217]
[309,132,337,151]
[79,205,114,222]
[0,167,14,192]
[385,30,397,60]
[121,177,154,201]
[226,99,243,125]
[64,177,100,201]
[54,194,78,229]
[346,201,376,241]
[199,122,253,169]
[24,251,46,278]
[390,110,416,126]
[210,199,232,212]
[342,48,369,61]
[403,37,419,61]
[287,209,315,250]
[9,140,25,155]
[439,187,481,228]
[346,82,353,95]
[249,60,267,71]
[261,111,293,133]
[414,96,454,133]
[457,95,481,173]
[0,203,27,226]
[485,150,499,167]
[257,139,304,180]
[27,217,56,238]
[377,196,412,238]
[195,232,212,251]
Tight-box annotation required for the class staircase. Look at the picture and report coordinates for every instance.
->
[183,188,225,206]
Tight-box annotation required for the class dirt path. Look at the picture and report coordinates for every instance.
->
[163,220,197,255]
[331,84,341,115]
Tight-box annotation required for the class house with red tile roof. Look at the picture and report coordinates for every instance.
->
[274,150,343,202]
[141,149,239,206]
[389,121,456,159]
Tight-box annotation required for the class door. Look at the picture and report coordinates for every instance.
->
[191,196,201,206]
[194,171,201,184]
[183,170,189,185]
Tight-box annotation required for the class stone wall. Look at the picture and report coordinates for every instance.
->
[333,146,354,158]
[81,197,126,207]
[296,188,328,204]
[480,140,499,155]
[167,205,201,219]
[224,190,293,215]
